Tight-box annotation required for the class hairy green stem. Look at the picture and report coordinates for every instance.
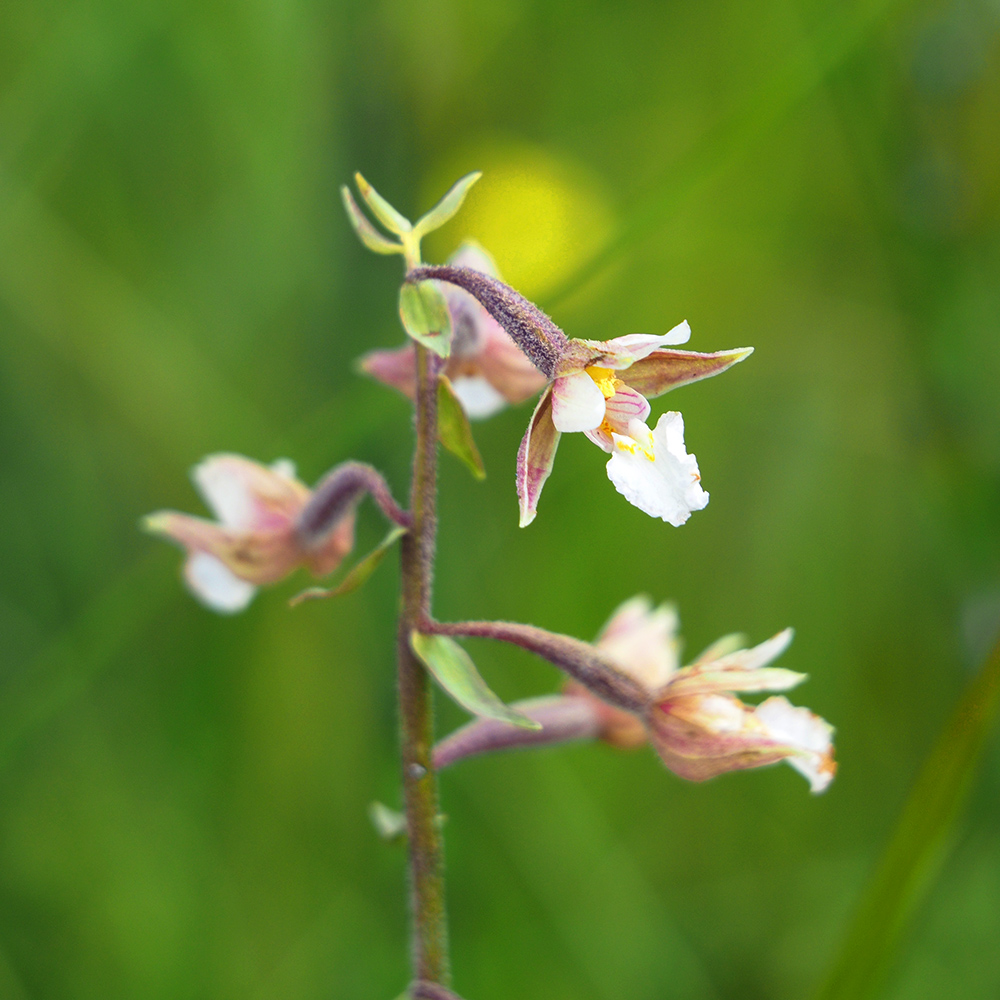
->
[398,343,449,986]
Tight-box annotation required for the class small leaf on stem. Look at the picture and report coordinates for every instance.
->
[289,525,406,606]
[399,282,453,358]
[437,376,486,480]
[341,186,404,255]
[412,171,482,239]
[354,172,412,234]
[410,632,542,730]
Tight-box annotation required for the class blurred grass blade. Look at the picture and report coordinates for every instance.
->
[544,0,915,310]
[413,171,482,239]
[813,631,1000,1000]
[437,375,486,480]
[410,632,541,730]
[290,525,406,606]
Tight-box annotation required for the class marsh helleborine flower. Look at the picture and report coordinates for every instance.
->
[434,597,836,793]
[144,455,359,613]
[360,244,546,418]
[406,265,752,526]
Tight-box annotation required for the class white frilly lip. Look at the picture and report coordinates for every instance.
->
[605,413,709,525]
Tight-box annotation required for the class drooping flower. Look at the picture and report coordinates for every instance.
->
[360,243,546,418]
[405,264,751,526]
[143,454,357,613]
[517,322,749,526]
[433,597,836,793]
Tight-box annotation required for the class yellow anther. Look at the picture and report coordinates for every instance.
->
[586,366,622,400]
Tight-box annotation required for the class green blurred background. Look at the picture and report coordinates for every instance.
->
[1,0,999,997]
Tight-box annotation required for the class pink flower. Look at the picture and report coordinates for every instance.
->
[517,325,752,525]
[360,243,546,419]
[592,597,837,792]
[433,598,836,794]
[143,455,355,613]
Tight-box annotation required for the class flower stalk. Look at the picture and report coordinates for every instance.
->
[397,342,450,986]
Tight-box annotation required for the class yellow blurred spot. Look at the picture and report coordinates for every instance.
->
[424,139,614,299]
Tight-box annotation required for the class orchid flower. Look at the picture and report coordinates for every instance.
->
[360,244,546,418]
[404,264,752,526]
[434,597,836,793]
[517,322,751,526]
[143,454,359,613]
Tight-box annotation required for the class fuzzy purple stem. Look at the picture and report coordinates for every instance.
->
[298,462,410,549]
[433,694,602,770]
[407,265,568,378]
[398,346,450,986]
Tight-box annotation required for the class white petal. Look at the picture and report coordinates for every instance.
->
[597,597,680,689]
[755,696,836,793]
[193,456,259,529]
[605,413,709,525]
[606,323,691,366]
[708,628,795,673]
[450,375,508,420]
[551,372,607,433]
[184,552,256,613]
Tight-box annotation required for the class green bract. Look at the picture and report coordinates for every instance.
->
[410,632,541,730]
[399,281,453,358]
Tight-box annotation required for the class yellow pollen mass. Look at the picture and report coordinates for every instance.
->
[586,366,622,400]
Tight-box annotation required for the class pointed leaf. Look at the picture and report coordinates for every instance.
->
[813,631,1000,1000]
[354,172,412,234]
[399,281,452,358]
[437,376,486,480]
[413,171,482,238]
[289,526,406,606]
[410,632,542,730]
[341,186,403,255]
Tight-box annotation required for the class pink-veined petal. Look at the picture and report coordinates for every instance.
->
[584,385,650,451]
[516,386,560,527]
[622,347,753,399]
[551,371,606,432]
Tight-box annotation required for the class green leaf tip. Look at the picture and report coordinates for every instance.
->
[341,185,404,255]
[409,631,542,730]
[289,525,406,606]
[437,376,486,480]
[399,281,453,358]
[413,171,482,239]
[354,172,412,234]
